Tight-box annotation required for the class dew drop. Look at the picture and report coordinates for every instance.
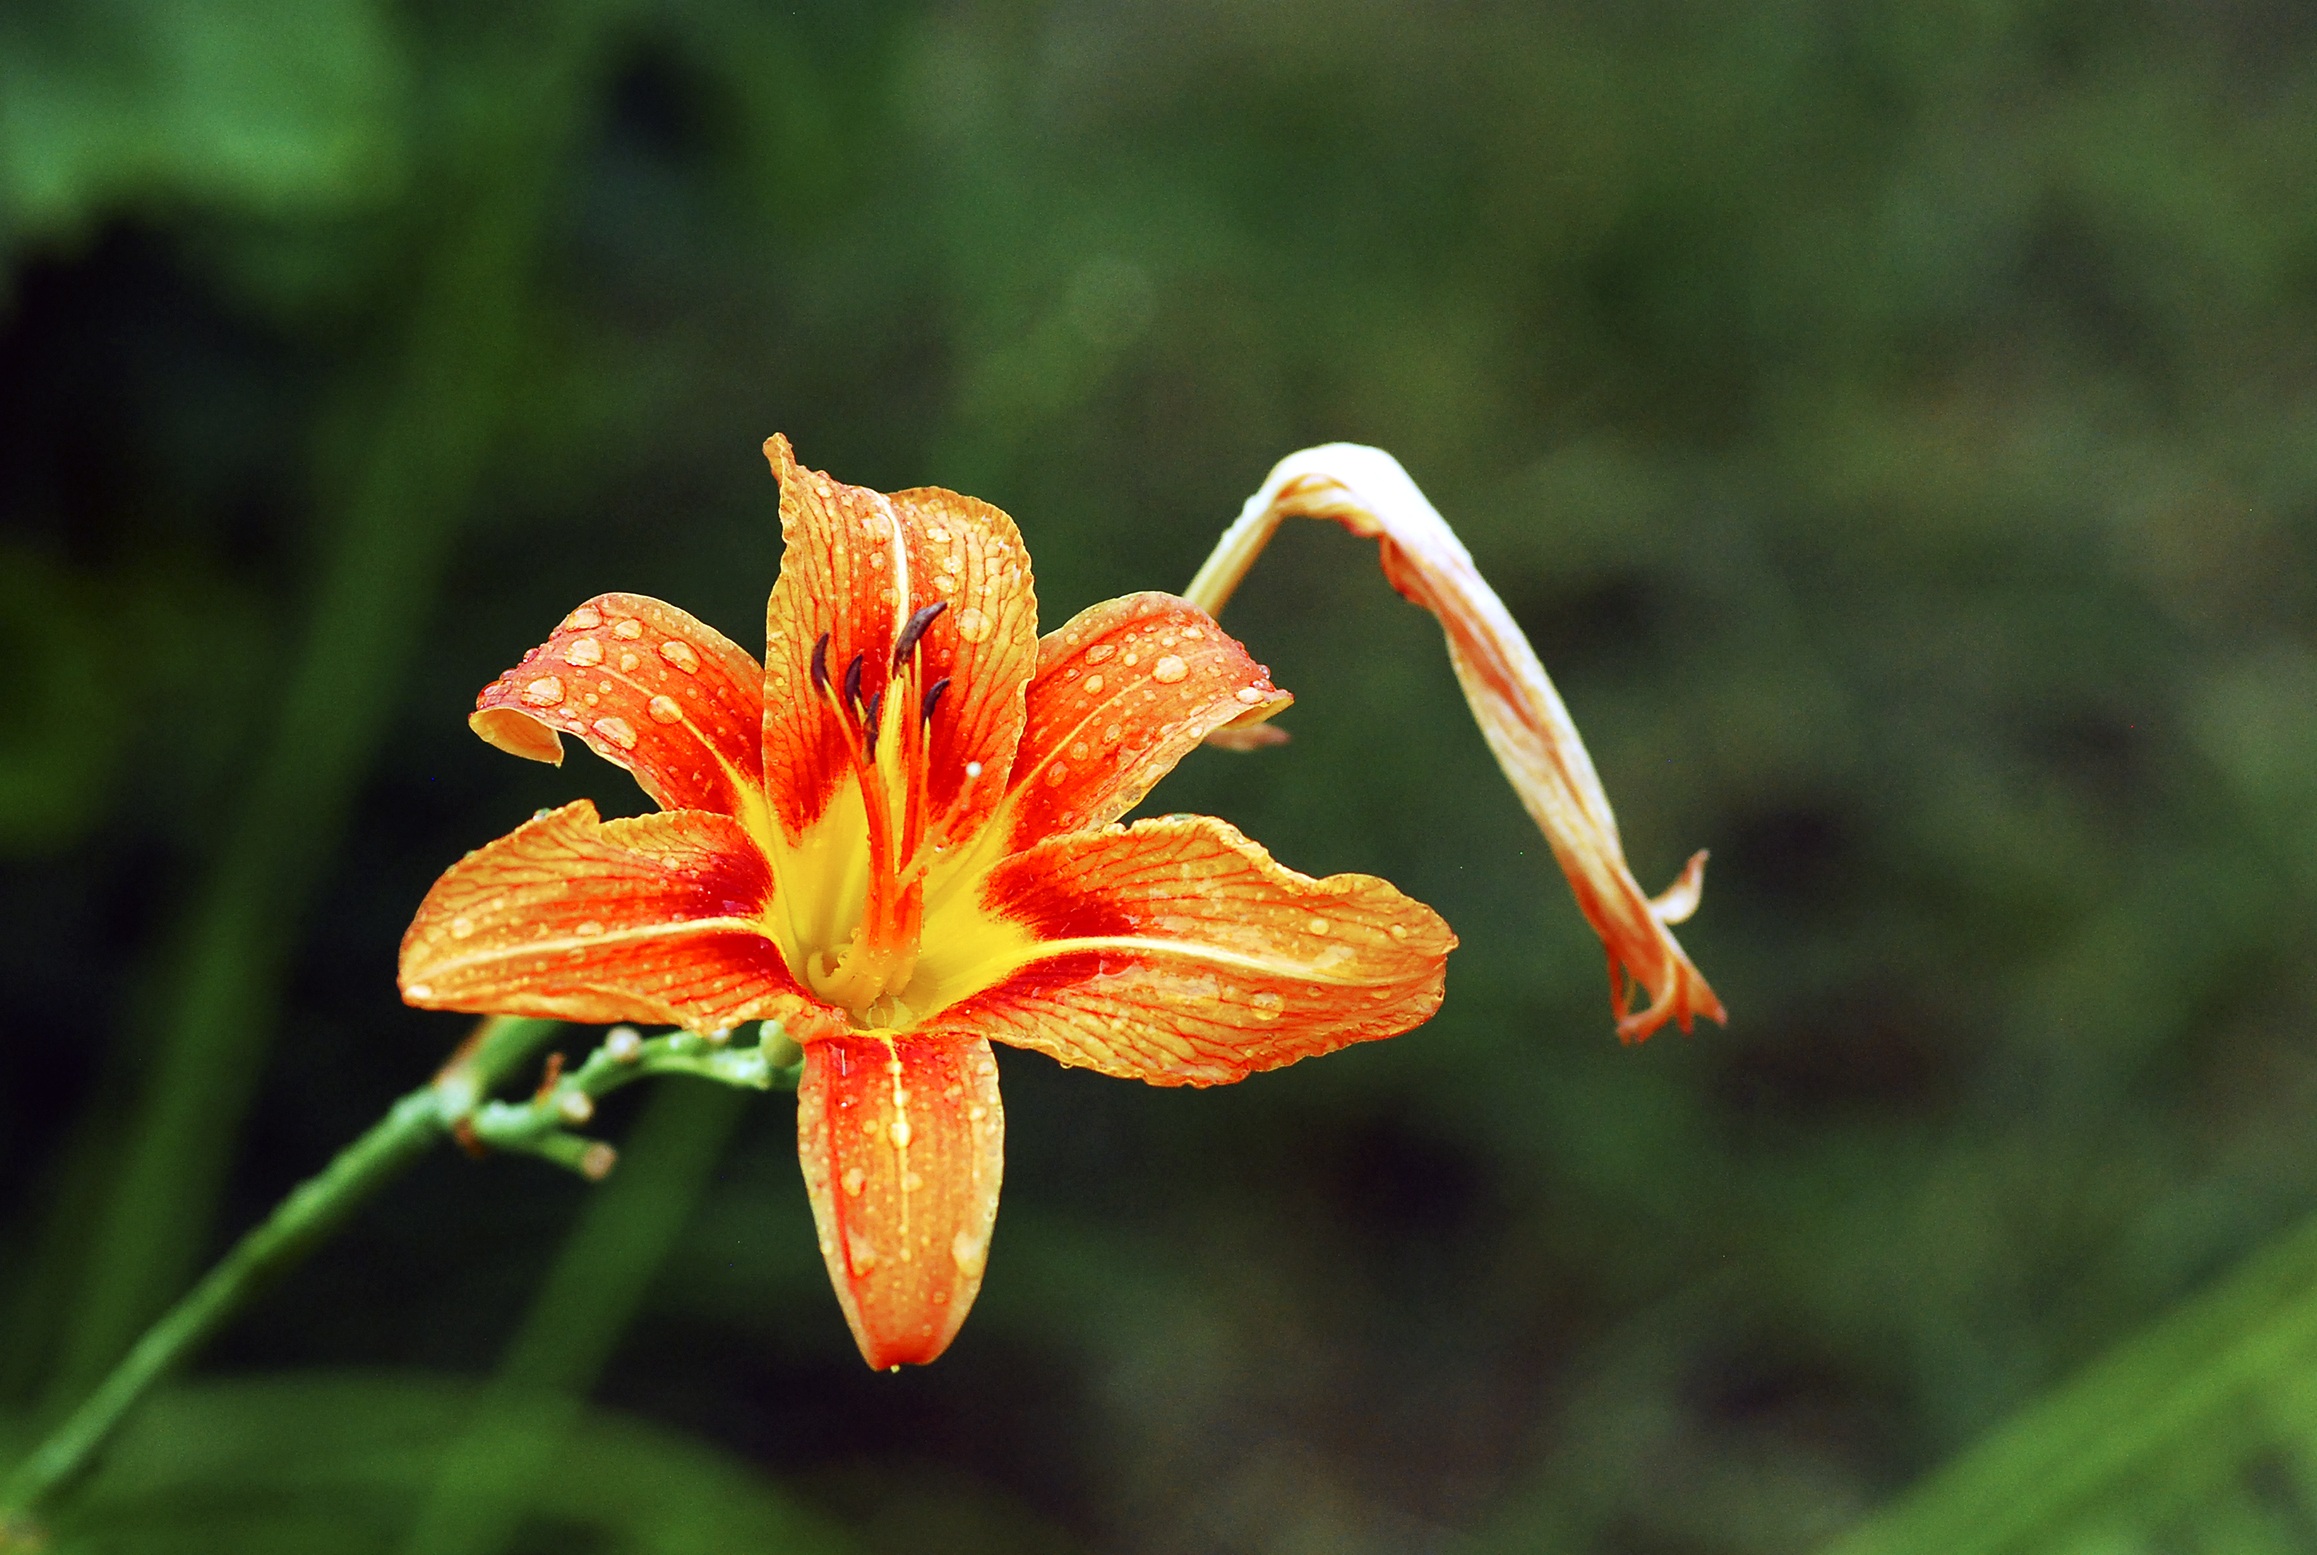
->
[1308,917,1330,936]
[967,1103,988,1122]
[563,637,604,667]
[404,982,433,999]
[592,716,638,750]
[1070,741,1090,760]
[1104,723,1122,742]
[1388,923,1408,940]
[450,916,475,939]
[955,606,992,642]
[1045,763,1069,785]
[1152,655,1188,684]
[612,617,644,639]
[889,1117,913,1147]
[576,920,604,937]
[1083,673,1104,694]
[1235,686,1266,704]
[965,760,984,779]
[1122,651,1139,667]
[1086,643,1115,664]
[847,1236,879,1275]
[842,1165,867,1196]
[1251,990,1284,1019]
[521,676,564,706]
[647,694,684,724]
[659,639,701,673]
[951,1230,988,1278]
[566,605,603,629]
[927,525,951,543]
[617,651,640,671]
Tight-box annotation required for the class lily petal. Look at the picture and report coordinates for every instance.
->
[921,816,1453,1085]
[1185,444,1724,1042]
[399,800,825,1034]
[470,594,767,819]
[759,436,1038,844]
[796,1034,1004,1368]
[1000,592,1291,852]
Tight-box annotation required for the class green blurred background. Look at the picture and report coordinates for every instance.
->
[7,1,2317,1550]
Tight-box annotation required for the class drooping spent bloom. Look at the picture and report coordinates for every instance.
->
[400,436,1455,1368]
[1184,443,1724,1043]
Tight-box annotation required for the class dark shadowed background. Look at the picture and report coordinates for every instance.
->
[7,2,2317,1551]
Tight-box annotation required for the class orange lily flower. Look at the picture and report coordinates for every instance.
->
[399,437,1455,1369]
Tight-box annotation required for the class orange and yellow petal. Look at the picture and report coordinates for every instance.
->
[470,593,767,818]
[918,815,1453,1085]
[758,436,1039,843]
[400,800,831,1035]
[996,593,1290,854]
[796,1034,1004,1369]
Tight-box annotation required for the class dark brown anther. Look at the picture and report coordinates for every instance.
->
[842,652,866,717]
[892,601,947,671]
[862,691,886,757]
[810,633,832,697]
[921,676,951,725]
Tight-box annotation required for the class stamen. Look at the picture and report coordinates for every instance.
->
[842,652,867,718]
[920,676,951,725]
[862,690,886,758]
[810,633,832,697]
[893,601,947,671]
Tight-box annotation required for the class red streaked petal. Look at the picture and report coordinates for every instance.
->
[997,593,1290,853]
[796,1034,1004,1369]
[1192,445,1724,1042]
[918,815,1453,1085]
[759,436,1038,843]
[399,800,833,1035]
[470,594,766,818]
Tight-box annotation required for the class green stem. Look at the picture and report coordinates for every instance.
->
[0,1017,799,1544]
[0,1017,562,1536]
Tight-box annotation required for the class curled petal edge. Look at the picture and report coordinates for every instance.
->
[1184,443,1725,1043]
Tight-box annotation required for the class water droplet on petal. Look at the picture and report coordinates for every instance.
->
[404,982,434,999]
[659,639,701,673]
[1086,643,1115,664]
[1045,763,1069,785]
[951,1230,988,1278]
[647,694,683,723]
[563,637,603,667]
[842,1165,867,1196]
[521,676,564,706]
[566,605,603,629]
[1083,673,1104,694]
[847,1235,879,1275]
[576,920,604,936]
[618,651,640,671]
[955,606,991,642]
[1308,917,1329,935]
[889,1117,913,1146]
[450,916,475,939]
[612,618,644,639]
[592,716,638,750]
[1388,923,1408,940]
[1152,655,1188,683]
[1122,652,1139,667]
[1236,686,1266,704]
[1104,723,1122,742]
[965,760,984,779]
[1070,741,1090,760]
[1251,990,1284,1018]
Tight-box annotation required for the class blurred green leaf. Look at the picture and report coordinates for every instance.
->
[25,1373,854,1553]
[0,0,407,257]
